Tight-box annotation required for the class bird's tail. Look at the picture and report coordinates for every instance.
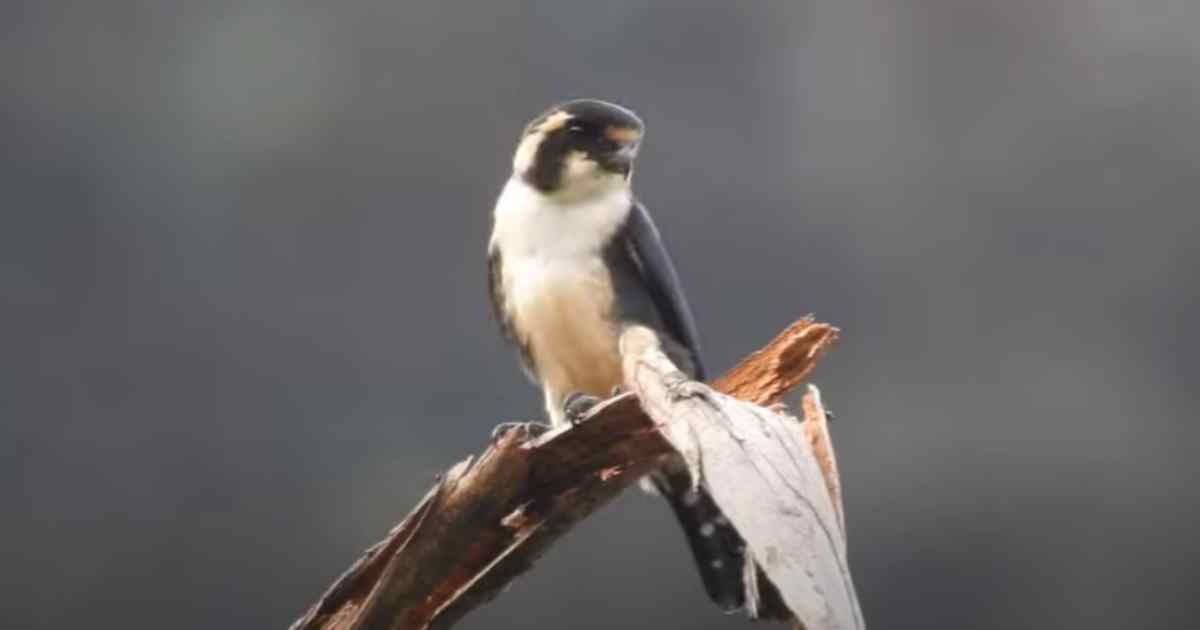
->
[649,468,746,612]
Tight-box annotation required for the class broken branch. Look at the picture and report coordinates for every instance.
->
[291,317,858,630]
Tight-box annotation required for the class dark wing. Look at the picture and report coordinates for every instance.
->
[486,245,511,339]
[624,205,746,607]
[622,200,706,379]
[487,246,537,381]
[624,203,743,606]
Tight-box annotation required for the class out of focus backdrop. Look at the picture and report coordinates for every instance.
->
[3,2,1197,628]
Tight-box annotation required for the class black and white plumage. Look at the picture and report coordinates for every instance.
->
[486,99,745,611]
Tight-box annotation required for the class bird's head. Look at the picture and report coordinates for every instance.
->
[512,99,644,201]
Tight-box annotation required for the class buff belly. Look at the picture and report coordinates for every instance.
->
[509,258,623,426]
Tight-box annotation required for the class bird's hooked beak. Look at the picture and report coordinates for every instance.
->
[613,140,640,165]
[607,125,643,167]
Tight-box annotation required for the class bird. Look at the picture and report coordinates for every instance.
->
[486,99,745,611]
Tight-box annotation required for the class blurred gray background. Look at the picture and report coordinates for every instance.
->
[3,1,1197,628]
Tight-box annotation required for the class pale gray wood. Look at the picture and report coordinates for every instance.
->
[621,326,864,630]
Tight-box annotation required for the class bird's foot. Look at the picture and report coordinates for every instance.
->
[665,373,709,402]
[490,421,551,443]
[562,392,602,425]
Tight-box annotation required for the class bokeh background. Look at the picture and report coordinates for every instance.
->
[3,2,1197,628]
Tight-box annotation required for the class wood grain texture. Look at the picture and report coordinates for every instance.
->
[622,325,862,630]
[710,316,839,406]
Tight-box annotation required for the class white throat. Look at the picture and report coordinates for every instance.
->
[490,177,632,259]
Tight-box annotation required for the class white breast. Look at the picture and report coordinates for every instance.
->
[491,177,631,318]
[489,177,633,421]
[491,177,632,259]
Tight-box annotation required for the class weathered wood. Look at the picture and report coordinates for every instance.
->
[622,325,863,630]
[710,315,838,406]
[291,317,855,630]
[292,396,669,630]
[802,385,845,533]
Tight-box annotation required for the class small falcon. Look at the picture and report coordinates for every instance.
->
[486,99,745,610]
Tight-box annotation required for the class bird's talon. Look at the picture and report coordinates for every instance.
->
[666,376,708,401]
[562,392,602,425]
[490,421,550,443]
